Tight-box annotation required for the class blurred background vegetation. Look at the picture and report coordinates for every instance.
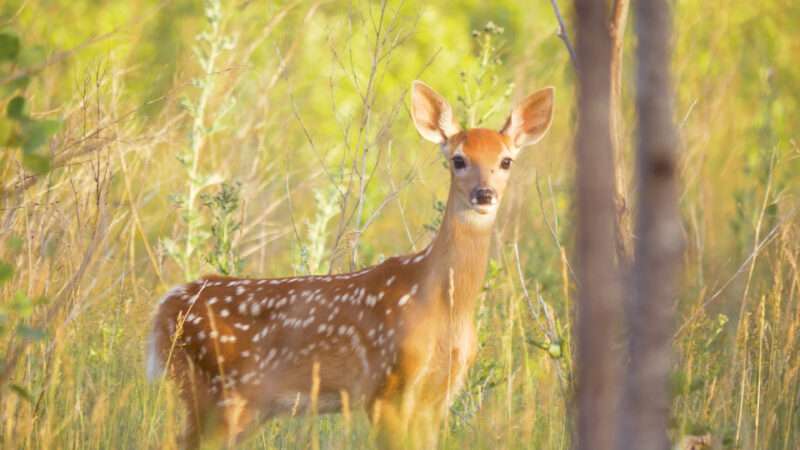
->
[0,0,798,448]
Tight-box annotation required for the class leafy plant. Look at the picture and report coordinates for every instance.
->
[296,184,340,275]
[1,30,61,175]
[456,21,514,129]
[202,182,243,276]
[162,0,236,279]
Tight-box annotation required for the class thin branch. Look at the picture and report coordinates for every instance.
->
[549,0,578,70]
[535,171,578,284]
[674,208,795,338]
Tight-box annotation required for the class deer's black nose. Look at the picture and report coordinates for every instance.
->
[472,187,497,206]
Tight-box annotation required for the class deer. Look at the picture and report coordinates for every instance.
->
[146,80,554,449]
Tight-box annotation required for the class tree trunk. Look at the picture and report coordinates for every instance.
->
[621,0,684,449]
[572,1,623,449]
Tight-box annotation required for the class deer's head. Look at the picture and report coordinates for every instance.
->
[411,80,554,228]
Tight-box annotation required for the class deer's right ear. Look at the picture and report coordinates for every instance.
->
[411,81,461,144]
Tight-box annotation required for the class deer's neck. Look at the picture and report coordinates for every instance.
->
[423,191,494,317]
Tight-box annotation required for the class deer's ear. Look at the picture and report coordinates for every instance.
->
[500,87,554,150]
[411,81,461,144]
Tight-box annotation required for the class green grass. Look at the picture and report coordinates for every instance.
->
[1,0,799,449]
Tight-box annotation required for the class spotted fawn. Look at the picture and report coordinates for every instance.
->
[147,80,554,448]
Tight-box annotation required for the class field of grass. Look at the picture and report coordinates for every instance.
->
[0,0,798,448]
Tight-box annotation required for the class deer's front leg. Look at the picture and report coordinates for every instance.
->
[371,395,409,450]
[372,396,447,450]
[371,346,442,449]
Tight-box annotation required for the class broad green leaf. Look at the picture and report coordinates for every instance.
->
[0,32,20,61]
[547,342,562,359]
[22,152,51,174]
[0,260,12,283]
[22,119,61,153]
[7,96,25,119]
[7,234,23,251]
[17,44,46,68]
[10,291,34,318]
[17,324,47,341]
[765,202,778,218]
[8,384,34,403]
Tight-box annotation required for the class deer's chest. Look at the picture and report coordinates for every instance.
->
[432,321,477,396]
[394,316,477,405]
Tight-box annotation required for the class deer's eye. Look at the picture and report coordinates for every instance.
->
[452,155,466,170]
[500,157,513,170]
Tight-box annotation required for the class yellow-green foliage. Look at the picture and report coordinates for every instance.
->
[0,0,798,449]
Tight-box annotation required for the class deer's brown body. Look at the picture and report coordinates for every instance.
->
[147,81,553,448]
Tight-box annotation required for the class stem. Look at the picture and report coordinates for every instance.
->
[550,0,579,70]
[184,3,223,280]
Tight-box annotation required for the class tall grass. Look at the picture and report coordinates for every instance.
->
[0,0,798,449]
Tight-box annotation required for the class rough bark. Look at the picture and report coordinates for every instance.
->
[621,0,684,449]
[609,0,634,270]
[572,1,623,449]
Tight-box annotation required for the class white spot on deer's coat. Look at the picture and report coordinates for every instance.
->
[398,294,411,306]
[386,275,396,286]
[236,286,246,295]
[241,371,256,384]
[208,297,219,305]
[220,309,230,317]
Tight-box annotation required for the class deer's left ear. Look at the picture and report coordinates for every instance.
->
[411,80,461,144]
[500,87,554,152]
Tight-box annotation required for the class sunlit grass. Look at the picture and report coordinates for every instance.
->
[1,0,799,449]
